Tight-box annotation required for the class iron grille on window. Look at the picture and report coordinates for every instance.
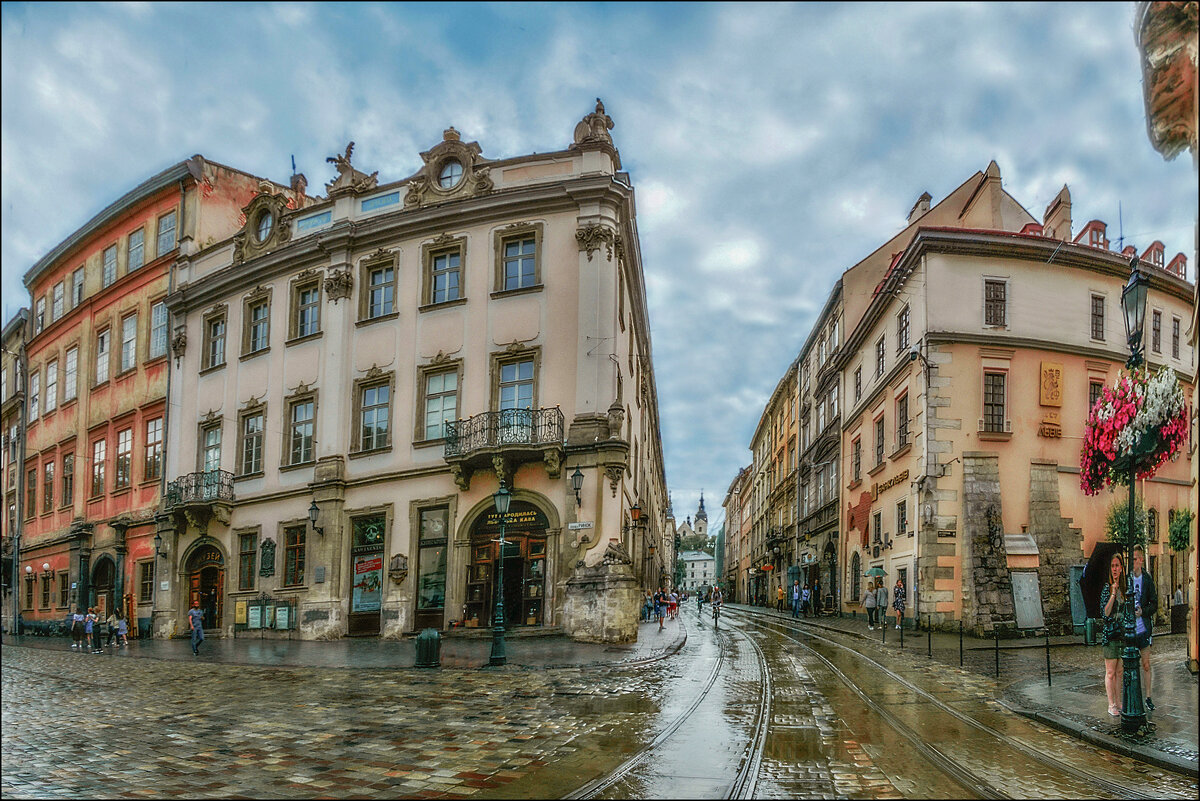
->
[985,280,1006,326]
[983,373,1006,432]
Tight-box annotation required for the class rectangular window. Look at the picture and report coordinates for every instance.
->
[875,336,885,378]
[852,438,861,481]
[361,192,400,212]
[1172,318,1181,359]
[246,300,270,353]
[156,210,177,257]
[103,245,118,288]
[120,313,138,372]
[1089,381,1104,413]
[95,329,110,384]
[417,508,448,612]
[873,511,883,544]
[875,416,885,465]
[61,453,74,507]
[139,561,155,603]
[238,410,264,475]
[26,468,36,518]
[41,574,51,608]
[115,428,132,489]
[288,398,315,465]
[367,265,395,319]
[503,236,537,290]
[24,577,34,610]
[430,250,461,304]
[284,525,306,586]
[423,370,458,440]
[42,461,54,513]
[91,439,106,496]
[28,371,39,421]
[52,282,64,322]
[44,361,57,413]
[983,372,1006,432]
[35,297,45,334]
[59,572,70,607]
[239,532,257,591]
[897,306,910,352]
[897,499,908,536]
[64,347,78,402]
[854,367,862,402]
[296,210,331,232]
[1151,310,1162,353]
[203,315,226,369]
[499,359,534,411]
[144,418,163,480]
[1090,295,1105,340]
[201,425,221,473]
[293,284,320,339]
[128,228,145,272]
[896,394,909,448]
[72,267,85,307]
[985,280,1006,326]
[150,302,168,359]
[359,383,390,451]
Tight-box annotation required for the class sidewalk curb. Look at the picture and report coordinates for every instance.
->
[996,697,1199,778]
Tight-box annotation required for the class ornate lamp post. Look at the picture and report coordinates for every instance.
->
[1119,256,1150,733]
[489,481,512,667]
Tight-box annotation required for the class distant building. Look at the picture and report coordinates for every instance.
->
[2,310,29,633]
[679,550,715,593]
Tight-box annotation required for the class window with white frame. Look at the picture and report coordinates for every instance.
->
[144,418,163,480]
[238,409,264,476]
[358,382,390,451]
[896,499,908,536]
[72,267,85,307]
[292,282,320,339]
[366,264,395,319]
[246,299,270,354]
[91,439,106,496]
[288,397,315,465]
[35,297,45,334]
[128,228,145,272]
[156,210,177,257]
[95,329,110,384]
[52,282,64,322]
[120,313,138,373]
[201,424,222,473]
[115,428,132,489]
[897,306,910,352]
[203,313,226,370]
[150,302,168,359]
[875,336,885,378]
[896,394,909,448]
[44,360,57,413]
[430,250,461,304]
[64,347,78,402]
[102,245,118,288]
[28,370,39,421]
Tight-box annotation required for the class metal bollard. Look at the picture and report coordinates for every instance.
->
[882,617,886,644]
[1045,629,1051,687]
[927,615,932,658]
[415,628,441,668]
[900,617,904,648]
[994,629,1000,678]
[959,620,964,667]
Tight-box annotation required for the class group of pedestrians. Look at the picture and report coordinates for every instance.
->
[788,580,818,618]
[69,606,129,653]
[1099,544,1157,717]
[860,577,906,630]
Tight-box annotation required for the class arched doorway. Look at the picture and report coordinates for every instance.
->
[92,557,116,617]
[463,501,548,628]
[185,544,224,630]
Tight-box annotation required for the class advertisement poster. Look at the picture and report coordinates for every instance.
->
[276,606,290,630]
[248,605,262,629]
[235,601,247,625]
[352,555,383,612]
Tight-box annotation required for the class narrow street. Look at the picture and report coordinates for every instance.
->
[4,609,1195,799]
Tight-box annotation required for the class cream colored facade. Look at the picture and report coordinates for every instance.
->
[838,164,1195,633]
[722,466,750,602]
[745,361,798,605]
[159,103,667,641]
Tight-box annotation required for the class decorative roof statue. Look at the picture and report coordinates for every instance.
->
[571,98,621,169]
[325,141,379,197]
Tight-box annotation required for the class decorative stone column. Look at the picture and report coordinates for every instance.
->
[152,511,180,638]
[560,540,640,643]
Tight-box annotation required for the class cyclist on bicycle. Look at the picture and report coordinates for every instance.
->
[711,586,724,623]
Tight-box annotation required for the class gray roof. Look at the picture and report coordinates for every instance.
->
[680,551,715,562]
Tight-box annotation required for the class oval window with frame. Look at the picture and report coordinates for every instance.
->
[438,160,464,189]
[256,211,274,242]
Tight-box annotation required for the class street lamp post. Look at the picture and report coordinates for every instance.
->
[489,481,512,667]
[1119,256,1150,734]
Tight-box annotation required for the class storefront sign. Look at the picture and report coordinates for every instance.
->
[1037,411,1062,438]
[478,502,548,531]
[567,521,594,530]
[352,555,383,612]
[872,470,909,500]
[1039,362,1063,407]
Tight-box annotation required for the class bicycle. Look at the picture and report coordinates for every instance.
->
[712,601,721,625]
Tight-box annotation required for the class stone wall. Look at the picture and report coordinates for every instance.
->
[1028,459,1085,635]
[962,452,1017,636]
[559,561,640,643]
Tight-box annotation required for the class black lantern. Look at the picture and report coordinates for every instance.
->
[570,467,585,507]
[1121,257,1150,368]
[308,500,324,536]
[153,532,167,558]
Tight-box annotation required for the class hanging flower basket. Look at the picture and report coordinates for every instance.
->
[1080,366,1189,496]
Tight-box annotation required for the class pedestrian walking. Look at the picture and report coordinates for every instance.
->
[105,609,120,647]
[668,590,678,621]
[116,612,129,647]
[791,580,801,619]
[801,584,811,617]
[188,599,205,656]
[875,580,888,623]
[1174,584,1184,606]
[653,588,666,631]
[892,578,906,629]
[86,607,102,653]
[642,591,653,623]
[776,584,785,613]
[812,581,821,616]
[1099,552,1128,716]
[70,607,86,649]
[861,580,878,630]
[1130,545,1158,711]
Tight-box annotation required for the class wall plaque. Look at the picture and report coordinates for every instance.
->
[1040,362,1063,407]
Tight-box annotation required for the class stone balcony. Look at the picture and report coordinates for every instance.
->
[164,469,234,528]
[443,408,565,490]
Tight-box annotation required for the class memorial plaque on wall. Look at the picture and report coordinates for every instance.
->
[1010,571,1045,629]
[1039,362,1063,407]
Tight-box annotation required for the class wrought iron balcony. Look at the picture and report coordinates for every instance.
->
[443,408,565,490]
[165,469,235,509]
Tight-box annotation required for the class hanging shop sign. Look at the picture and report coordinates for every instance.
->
[871,469,909,500]
[478,502,548,532]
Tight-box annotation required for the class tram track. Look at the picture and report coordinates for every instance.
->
[726,606,1184,800]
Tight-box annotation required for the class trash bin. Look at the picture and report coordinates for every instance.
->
[415,628,441,668]
[1084,617,1098,646]
[1171,604,1187,635]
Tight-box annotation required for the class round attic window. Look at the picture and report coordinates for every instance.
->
[438,160,464,189]
[256,210,274,242]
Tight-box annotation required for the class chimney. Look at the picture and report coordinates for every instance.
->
[290,172,308,205]
[907,192,932,225]
[1166,252,1188,279]
[1042,185,1072,241]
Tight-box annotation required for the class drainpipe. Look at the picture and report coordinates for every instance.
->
[11,338,27,633]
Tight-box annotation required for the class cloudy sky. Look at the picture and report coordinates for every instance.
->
[2,2,1196,531]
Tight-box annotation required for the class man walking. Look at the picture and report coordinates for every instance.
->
[791,580,801,618]
[188,599,205,656]
[1130,545,1158,711]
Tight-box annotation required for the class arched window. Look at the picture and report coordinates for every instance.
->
[1147,508,1158,542]
[850,551,861,601]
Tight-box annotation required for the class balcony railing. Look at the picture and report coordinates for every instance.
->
[444,408,565,458]
[165,469,235,509]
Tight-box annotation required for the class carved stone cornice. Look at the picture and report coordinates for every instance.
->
[324,268,353,302]
[576,224,617,262]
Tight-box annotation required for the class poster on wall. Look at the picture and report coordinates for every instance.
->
[352,555,384,613]
[276,605,290,630]
[235,601,247,625]
[247,605,262,629]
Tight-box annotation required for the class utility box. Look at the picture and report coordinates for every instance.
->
[415,628,441,668]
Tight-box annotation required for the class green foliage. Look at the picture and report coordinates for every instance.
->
[678,532,716,554]
[1168,509,1194,552]
[1104,495,1147,549]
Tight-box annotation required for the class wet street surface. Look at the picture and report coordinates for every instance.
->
[3,609,1197,799]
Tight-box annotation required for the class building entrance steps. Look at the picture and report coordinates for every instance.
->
[727,602,1198,777]
[1,614,687,670]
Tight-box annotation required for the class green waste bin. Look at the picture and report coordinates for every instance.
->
[415,628,441,668]
[1084,618,1098,646]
